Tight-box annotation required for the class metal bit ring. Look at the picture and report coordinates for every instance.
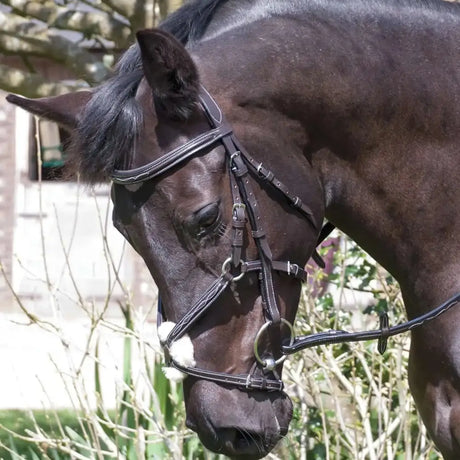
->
[221,257,245,281]
[254,319,295,368]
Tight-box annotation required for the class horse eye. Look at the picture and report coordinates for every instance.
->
[195,202,220,228]
[189,202,221,239]
[181,202,224,241]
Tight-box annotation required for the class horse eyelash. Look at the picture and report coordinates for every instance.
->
[195,221,227,245]
[215,221,227,237]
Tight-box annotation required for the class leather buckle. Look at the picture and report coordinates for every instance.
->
[378,313,390,354]
[287,261,300,277]
[232,203,246,219]
[257,162,274,181]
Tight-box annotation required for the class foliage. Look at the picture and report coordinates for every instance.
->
[275,240,441,460]
[0,409,83,459]
[0,0,183,97]
[1,224,443,459]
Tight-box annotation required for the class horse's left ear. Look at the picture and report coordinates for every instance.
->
[6,91,92,131]
[136,29,200,119]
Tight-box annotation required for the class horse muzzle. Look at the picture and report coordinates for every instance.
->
[184,379,293,458]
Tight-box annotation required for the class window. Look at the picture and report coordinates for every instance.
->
[29,118,73,181]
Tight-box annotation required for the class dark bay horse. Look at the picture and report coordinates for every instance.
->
[7,0,460,457]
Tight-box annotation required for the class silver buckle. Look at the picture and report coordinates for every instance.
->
[230,151,241,161]
[232,202,246,215]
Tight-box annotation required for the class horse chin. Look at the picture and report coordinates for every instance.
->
[184,379,293,458]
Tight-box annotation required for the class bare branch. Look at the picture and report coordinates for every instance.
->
[101,0,157,31]
[3,0,133,49]
[100,0,133,22]
[78,0,116,15]
[0,12,110,84]
[0,63,85,96]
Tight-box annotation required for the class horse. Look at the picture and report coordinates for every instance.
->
[6,0,460,457]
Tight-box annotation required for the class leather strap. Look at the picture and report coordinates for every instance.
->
[112,124,232,184]
[169,360,284,391]
[164,274,231,347]
[229,149,281,325]
[283,291,460,355]
[233,136,318,231]
[229,171,246,267]
[242,260,307,282]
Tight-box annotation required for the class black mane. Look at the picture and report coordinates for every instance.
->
[72,0,460,183]
[161,0,231,43]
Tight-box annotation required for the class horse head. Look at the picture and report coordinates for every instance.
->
[8,29,325,457]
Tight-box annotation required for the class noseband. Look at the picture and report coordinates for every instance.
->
[112,87,460,392]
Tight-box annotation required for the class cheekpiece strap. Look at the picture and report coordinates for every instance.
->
[165,275,231,347]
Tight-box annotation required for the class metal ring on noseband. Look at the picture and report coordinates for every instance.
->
[221,257,245,281]
[254,319,295,369]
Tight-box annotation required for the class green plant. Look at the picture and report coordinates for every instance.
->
[274,235,440,460]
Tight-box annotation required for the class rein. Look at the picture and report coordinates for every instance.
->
[283,291,460,355]
[111,87,460,391]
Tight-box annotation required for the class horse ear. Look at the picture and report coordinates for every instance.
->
[6,91,92,131]
[136,29,200,119]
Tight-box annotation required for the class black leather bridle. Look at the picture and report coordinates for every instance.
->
[112,86,460,391]
[112,86,318,391]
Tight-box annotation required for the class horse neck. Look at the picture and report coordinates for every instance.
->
[194,6,460,314]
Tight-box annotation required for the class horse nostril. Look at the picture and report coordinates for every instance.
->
[216,427,269,458]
